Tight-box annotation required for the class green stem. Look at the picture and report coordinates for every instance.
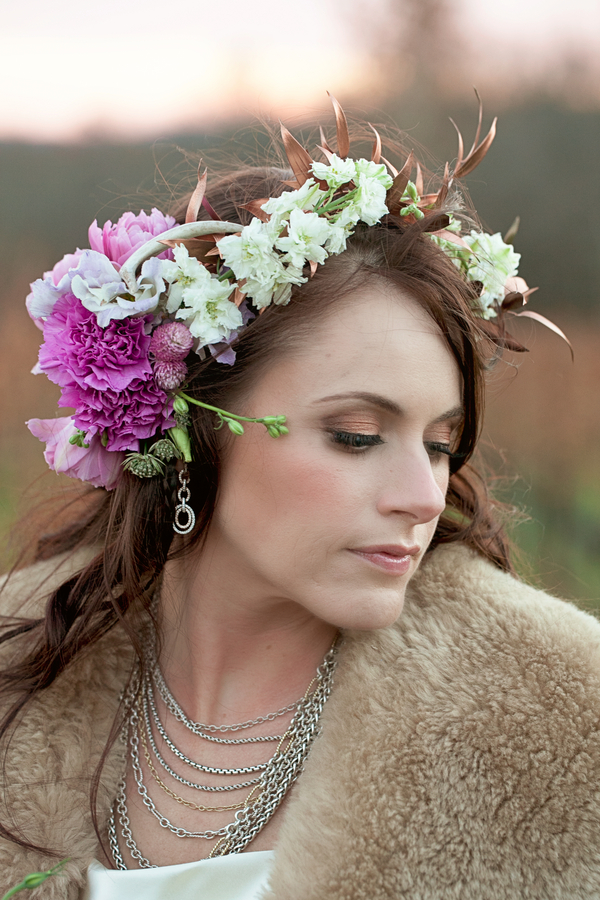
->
[316,187,358,215]
[177,392,285,426]
[1,861,68,899]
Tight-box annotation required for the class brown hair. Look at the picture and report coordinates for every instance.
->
[0,162,511,854]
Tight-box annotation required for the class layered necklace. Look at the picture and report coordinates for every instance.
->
[108,637,339,869]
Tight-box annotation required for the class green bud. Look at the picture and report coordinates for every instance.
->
[226,419,245,435]
[23,872,52,887]
[261,416,278,425]
[267,425,281,438]
[101,432,109,447]
[169,426,192,462]
[173,396,190,415]
[407,180,419,202]
[278,425,289,435]
[414,208,425,220]
[68,430,89,448]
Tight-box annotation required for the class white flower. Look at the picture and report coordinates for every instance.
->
[261,179,326,228]
[162,244,209,313]
[276,209,332,269]
[353,173,390,226]
[219,217,285,284]
[244,264,306,310]
[324,222,352,255]
[354,159,394,189]
[463,231,521,318]
[68,251,130,327]
[175,273,242,346]
[130,257,168,313]
[311,154,356,189]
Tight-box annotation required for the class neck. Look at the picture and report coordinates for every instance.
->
[157,545,338,727]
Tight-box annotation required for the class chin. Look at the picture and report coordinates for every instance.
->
[325,589,408,632]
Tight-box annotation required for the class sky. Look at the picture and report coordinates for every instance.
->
[1,0,599,142]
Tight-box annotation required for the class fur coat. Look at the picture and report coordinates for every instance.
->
[1,542,600,898]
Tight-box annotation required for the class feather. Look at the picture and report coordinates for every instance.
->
[185,166,207,224]
[327,91,350,158]
[369,124,382,164]
[386,151,415,216]
[280,123,313,187]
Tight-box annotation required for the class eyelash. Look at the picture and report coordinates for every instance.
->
[426,442,463,461]
[330,432,464,461]
[330,430,384,452]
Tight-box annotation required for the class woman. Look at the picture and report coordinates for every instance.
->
[1,100,600,898]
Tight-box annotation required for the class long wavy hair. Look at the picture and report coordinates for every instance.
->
[0,157,512,854]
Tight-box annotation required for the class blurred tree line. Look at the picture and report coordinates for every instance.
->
[1,0,599,606]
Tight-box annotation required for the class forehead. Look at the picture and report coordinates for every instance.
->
[253,284,463,416]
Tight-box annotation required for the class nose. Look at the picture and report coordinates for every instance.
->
[376,448,447,525]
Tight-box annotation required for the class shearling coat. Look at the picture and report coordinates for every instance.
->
[1,542,600,898]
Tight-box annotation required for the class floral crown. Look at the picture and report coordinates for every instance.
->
[26,94,568,491]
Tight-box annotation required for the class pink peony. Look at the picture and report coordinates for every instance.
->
[89,208,176,267]
[27,417,124,489]
[45,250,85,285]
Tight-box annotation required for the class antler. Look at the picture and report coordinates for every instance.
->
[120,221,242,291]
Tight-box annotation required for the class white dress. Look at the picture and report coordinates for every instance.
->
[83,851,275,900]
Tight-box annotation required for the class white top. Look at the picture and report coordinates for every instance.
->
[82,851,275,900]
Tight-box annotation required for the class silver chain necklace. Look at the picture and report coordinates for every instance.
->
[150,653,302,735]
[109,638,339,869]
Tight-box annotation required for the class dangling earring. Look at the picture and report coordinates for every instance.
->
[173,465,196,535]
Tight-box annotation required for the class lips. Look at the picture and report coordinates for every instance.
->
[348,544,420,575]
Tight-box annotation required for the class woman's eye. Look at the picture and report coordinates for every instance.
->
[330,431,385,452]
[426,441,461,461]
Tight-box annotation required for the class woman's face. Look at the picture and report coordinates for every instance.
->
[206,282,463,630]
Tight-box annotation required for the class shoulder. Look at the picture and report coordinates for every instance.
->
[0,547,97,618]
[275,545,600,896]
[402,541,600,690]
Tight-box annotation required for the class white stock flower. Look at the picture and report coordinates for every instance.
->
[354,159,394,189]
[261,179,326,228]
[463,231,521,319]
[175,272,242,345]
[311,154,356,189]
[244,264,306,310]
[219,217,285,284]
[161,244,208,313]
[276,209,332,269]
[353,173,390,226]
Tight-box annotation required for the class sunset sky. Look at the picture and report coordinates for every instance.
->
[2,0,599,142]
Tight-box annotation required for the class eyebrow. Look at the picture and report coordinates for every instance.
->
[314,391,464,424]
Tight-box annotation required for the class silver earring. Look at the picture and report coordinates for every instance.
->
[173,466,196,535]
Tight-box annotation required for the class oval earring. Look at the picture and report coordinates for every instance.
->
[173,466,196,535]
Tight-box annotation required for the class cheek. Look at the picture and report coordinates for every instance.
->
[220,440,357,537]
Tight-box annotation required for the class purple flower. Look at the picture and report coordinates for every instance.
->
[89,208,176,267]
[60,378,175,452]
[38,294,153,392]
[27,417,124,489]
